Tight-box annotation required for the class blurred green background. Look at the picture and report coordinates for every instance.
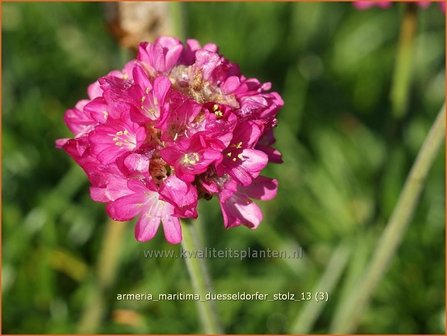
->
[2,2,445,334]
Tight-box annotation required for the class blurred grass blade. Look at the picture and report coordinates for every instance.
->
[331,103,445,333]
[390,3,418,118]
[25,165,86,227]
[78,220,126,333]
[291,242,351,334]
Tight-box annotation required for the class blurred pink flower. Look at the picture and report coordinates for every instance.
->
[57,37,283,244]
[353,1,445,11]
[354,1,391,9]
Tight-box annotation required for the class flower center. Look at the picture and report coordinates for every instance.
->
[149,154,170,183]
[212,104,224,118]
[168,65,239,108]
[140,90,160,120]
[182,152,200,165]
[113,129,136,149]
[225,142,244,162]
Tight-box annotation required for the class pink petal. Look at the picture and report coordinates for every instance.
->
[220,193,263,229]
[256,144,283,164]
[135,212,161,242]
[90,173,131,202]
[89,120,146,165]
[164,44,183,71]
[149,44,166,72]
[203,43,218,52]
[138,37,183,73]
[132,64,152,90]
[153,76,171,104]
[239,176,278,200]
[222,76,241,94]
[228,149,268,186]
[64,105,97,137]
[106,193,145,221]
[233,121,263,148]
[55,138,69,148]
[87,81,103,99]
[159,146,181,166]
[160,175,198,218]
[181,39,201,65]
[186,39,201,51]
[123,153,150,174]
[417,1,431,8]
[194,49,221,80]
[354,1,391,9]
[162,216,182,244]
[84,97,110,123]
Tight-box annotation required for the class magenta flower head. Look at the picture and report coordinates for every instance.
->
[353,1,391,9]
[56,37,283,244]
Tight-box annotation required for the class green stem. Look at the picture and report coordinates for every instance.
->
[331,103,445,333]
[163,4,222,334]
[390,3,418,119]
[181,220,222,334]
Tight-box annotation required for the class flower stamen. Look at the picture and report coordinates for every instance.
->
[113,129,136,148]
[182,152,200,165]
[212,104,224,118]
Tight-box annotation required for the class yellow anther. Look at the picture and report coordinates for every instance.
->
[235,142,243,149]
[141,104,158,119]
[182,153,200,165]
[114,129,135,148]
[212,103,223,118]
[227,152,232,157]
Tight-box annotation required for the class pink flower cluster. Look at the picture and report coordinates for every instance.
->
[56,37,283,244]
[354,1,445,11]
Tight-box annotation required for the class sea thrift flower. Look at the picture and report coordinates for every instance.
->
[354,1,445,11]
[57,37,283,244]
[354,1,391,9]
